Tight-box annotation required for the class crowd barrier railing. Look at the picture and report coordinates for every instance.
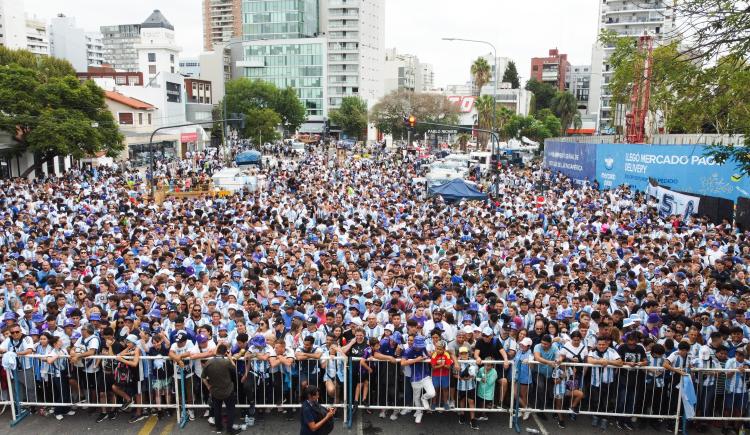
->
[349,357,514,428]
[5,353,750,434]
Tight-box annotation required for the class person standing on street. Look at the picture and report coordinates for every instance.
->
[202,343,240,435]
[301,385,335,435]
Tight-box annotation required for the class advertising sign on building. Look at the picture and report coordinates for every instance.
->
[543,141,597,183]
[446,96,477,113]
[596,144,750,202]
[180,132,198,143]
[645,184,700,219]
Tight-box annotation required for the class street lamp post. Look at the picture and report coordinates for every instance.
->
[442,37,498,155]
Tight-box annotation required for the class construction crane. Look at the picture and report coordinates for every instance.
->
[625,35,654,143]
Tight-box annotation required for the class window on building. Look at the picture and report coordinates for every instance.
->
[46,157,55,176]
[148,113,152,125]
[138,113,143,125]
[532,65,538,71]
[148,53,156,62]
[171,66,174,73]
[58,156,65,174]
[170,54,174,63]
[115,76,126,85]
[118,113,134,125]
[149,65,157,74]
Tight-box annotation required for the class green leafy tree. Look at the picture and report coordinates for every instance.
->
[572,112,583,133]
[243,108,281,144]
[329,96,368,140]
[370,90,460,139]
[456,133,471,152]
[503,114,557,143]
[524,79,558,113]
[0,48,123,177]
[475,95,495,148]
[502,60,521,89]
[551,91,578,134]
[223,78,306,136]
[470,57,492,96]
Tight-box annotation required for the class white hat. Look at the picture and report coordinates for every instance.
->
[126,334,138,344]
[520,337,533,347]
[461,325,474,335]
[385,324,395,332]
[23,304,33,312]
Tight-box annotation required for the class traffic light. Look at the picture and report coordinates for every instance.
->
[408,115,416,129]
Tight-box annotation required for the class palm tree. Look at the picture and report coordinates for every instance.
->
[572,112,583,134]
[456,133,471,152]
[470,57,492,96]
[475,95,495,149]
[551,91,578,135]
[496,107,514,140]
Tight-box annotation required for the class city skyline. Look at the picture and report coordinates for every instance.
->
[23,0,599,88]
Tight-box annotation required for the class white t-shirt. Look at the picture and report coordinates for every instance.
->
[73,334,101,373]
[0,336,35,370]
[170,341,198,377]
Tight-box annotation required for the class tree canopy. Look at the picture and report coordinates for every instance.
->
[470,57,492,96]
[329,96,368,140]
[369,90,460,138]
[223,78,307,135]
[524,79,558,114]
[502,60,521,89]
[0,47,123,176]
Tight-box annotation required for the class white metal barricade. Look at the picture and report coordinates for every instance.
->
[690,366,750,432]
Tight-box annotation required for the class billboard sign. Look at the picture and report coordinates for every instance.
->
[596,144,750,202]
[543,141,597,183]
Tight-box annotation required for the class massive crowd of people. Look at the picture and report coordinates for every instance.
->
[0,142,748,433]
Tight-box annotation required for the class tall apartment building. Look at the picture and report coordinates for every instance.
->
[86,32,105,67]
[323,0,385,109]
[589,0,676,133]
[238,0,327,118]
[135,10,181,81]
[202,0,242,51]
[0,0,26,50]
[530,48,570,91]
[25,17,49,56]
[568,64,591,111]
[49,14,88,70]
[383,48,420,94]
[100,23,141,72]
[420,63,434,92]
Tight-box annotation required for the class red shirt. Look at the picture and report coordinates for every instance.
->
[430,351,453,377]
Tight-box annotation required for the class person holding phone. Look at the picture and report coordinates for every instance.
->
[202,343,239,435]
[301,385,335,435]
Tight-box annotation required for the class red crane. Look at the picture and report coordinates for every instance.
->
[625,35,654,143]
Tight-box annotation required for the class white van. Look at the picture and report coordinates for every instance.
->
[291,141,306,155]
[470,151,492,174]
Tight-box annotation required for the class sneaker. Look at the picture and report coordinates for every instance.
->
[570,412,577,422]
[66,410,76,416]
[96,413,108,423]
[623,422,635,431]
[208,416,215,426]
[443,403,450,411]
[599,418,608,431]
[458,415,466,425]
[129,414,148,423]
[523,411,531,421]
[569,407,578,415]
[414,412,423,424]
[616,421,626,430]
[558,420,567,429]
[120,400,132,411]
[477,416,489,421]
[188,410,195,421]
[592,416,600,427]
[378,410,387,419]
[108,412,118,420]
[390,411,398,421]
[470,420,479,430]
[55,414,64,421]
[448,400,456,409]
[430,403,437,411]
[203,409,211,418]
[400,409,410,416]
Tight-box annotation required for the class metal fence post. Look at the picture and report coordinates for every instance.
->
[509,360,516,429]
[345,355,353,429]
[178,368,189,429]
[512,362,521,433]
[673,375,684,435]
[8,368,29,427]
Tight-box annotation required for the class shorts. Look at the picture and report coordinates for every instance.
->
[458,389,476,402]
[115,381,137,397]
[152,377,173,391]
[432,375,450,389]
[729,393,748,411]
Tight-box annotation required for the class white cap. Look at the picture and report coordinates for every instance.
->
[461,325,474,335]
[23,304,33,312]
[126,334,138,344]
[520,337,533,347]
[385,324,395,332]
[482,327,493,336]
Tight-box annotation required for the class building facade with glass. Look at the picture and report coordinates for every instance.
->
[239,37,326,117]
[242,0,319,40]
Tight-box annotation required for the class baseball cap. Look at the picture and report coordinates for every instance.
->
[413,335,426,349]
[482,327,493,336]
[520,337,533,347]
[458,346,469,354]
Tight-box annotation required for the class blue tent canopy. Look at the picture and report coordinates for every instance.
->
[428,178,487,202]
[235,150,262,166]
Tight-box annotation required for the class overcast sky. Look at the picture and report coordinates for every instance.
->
[24,0,600,88]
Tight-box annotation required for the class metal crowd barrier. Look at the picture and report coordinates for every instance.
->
[349,357,514,428]
[4,353,750,434]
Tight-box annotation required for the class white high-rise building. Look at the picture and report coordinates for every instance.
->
[86,32,104,67]
[134,10,181,82]
[49,14,87,70]
[323,0,385,109]
[25,16,48,56]
[589,0,676,133]
[383,48,420,94]
[0,0,27,50]
[420,63,434,92]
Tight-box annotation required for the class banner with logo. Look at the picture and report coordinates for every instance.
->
[596,143,750,202]
[543,141,597,183]
[645,184,700,219]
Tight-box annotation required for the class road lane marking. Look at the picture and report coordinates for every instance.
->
[137,415,158,435]
[160,420,175,434]
[532,414,549,435]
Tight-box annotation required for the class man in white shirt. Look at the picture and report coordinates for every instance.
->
[0,323,36,402]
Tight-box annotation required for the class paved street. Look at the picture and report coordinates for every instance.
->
[0,407,686,435]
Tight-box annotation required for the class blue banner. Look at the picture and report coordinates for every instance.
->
[543,141,597,183]
[596,143,750,202]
